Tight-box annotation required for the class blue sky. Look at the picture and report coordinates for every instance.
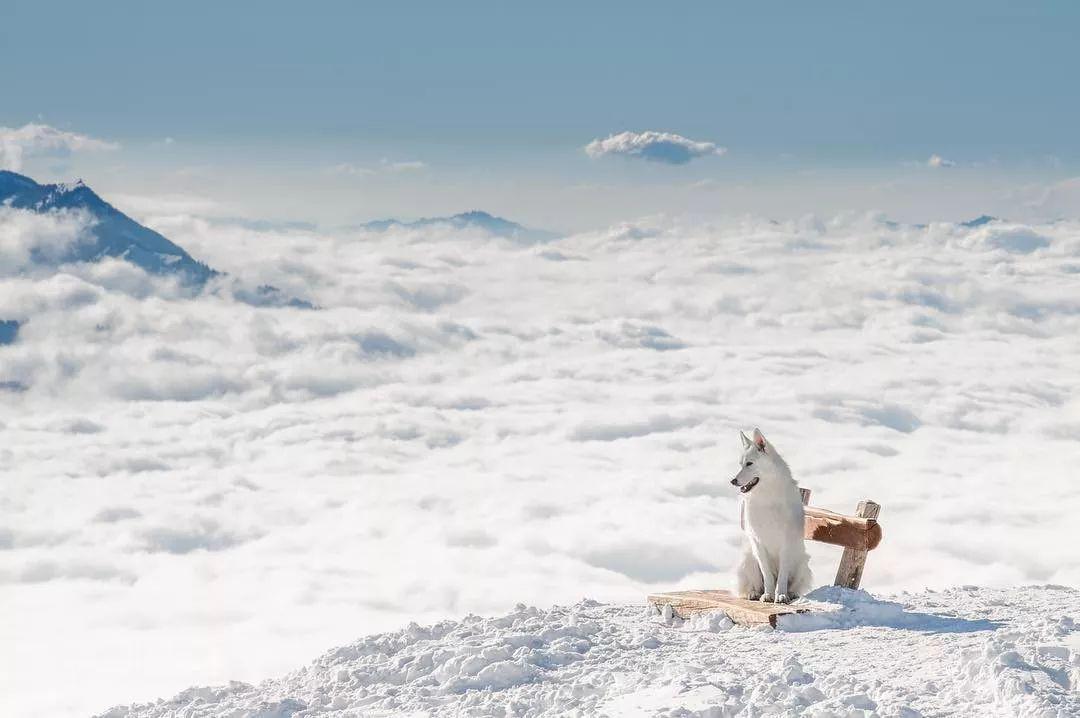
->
[3,1,1079,229]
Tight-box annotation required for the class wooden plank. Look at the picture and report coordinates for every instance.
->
[647,589,809,628]
[833,500,882,589]
[803,505,882,551]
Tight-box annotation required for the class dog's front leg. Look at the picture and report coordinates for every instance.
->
[749,538,776,602]
[775,560,791,604]
[774,533,802,604]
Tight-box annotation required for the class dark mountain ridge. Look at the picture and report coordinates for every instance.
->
[358,210,556,243]
[0,170,216,285]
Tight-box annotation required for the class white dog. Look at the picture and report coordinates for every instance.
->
[730,428,812,604]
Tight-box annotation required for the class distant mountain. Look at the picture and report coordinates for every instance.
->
[232,284,317,310]
[358,210,556,244]
[0,170,216,285]
[880,215,999,231]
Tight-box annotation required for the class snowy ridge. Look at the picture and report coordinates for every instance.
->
[100,586,1080,717]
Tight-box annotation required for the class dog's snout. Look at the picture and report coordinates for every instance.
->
[730,478,739,486]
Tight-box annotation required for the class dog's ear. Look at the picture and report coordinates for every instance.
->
[740,430,752,448]
[752,427,767,452]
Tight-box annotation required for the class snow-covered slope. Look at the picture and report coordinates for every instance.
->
[100,585,1079,718]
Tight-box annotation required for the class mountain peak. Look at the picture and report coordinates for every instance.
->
[961,215,998,228]
[55,178,88,193]
[455,210,495,220]
[0,171,216,285]
[357,210,556,244]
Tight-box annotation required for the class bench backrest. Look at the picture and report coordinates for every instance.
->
[799,487,882,590]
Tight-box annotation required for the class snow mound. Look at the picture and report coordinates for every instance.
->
[778,585,1001,632]
[99,586,1080,718]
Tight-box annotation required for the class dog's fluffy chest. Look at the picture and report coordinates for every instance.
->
[741,494,804,543]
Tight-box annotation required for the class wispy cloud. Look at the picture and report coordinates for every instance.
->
[328,162,375,177]
[585,130,726,165]
[328,158,428,177]
[0,123,119,171]
[385,160,426,172]
[927,153,956,168]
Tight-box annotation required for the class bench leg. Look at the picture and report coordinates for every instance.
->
[833,500,881,589]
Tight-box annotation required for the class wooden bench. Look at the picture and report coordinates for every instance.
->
[648,489,882,627]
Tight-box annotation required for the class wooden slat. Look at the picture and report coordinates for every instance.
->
[833,500,882,589]
[647,589,809,628]
[803,505,882,551]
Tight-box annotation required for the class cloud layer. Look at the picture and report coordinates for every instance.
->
[2,208,1080,716]
[0,205,93,271]
[585,131,726,165]
[0,123,119,171]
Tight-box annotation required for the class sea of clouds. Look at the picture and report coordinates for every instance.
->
[2,206,1079,716]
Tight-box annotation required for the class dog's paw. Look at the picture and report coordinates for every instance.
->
[759,593,774,603]
[775,593,791,604]
[744,590,763,601]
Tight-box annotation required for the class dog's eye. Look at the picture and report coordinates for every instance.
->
[744,462,753,467]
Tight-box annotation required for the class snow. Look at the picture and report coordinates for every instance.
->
[2,210,1080,716]
[99,586,1080,717]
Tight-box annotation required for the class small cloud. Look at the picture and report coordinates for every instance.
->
[163,137,175,145]
[585,130,726,165]
[0,123,119,171]
[382,159,426,172]
[327,159,427,177]
[928,154,956,168]
[327,162,375,177]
